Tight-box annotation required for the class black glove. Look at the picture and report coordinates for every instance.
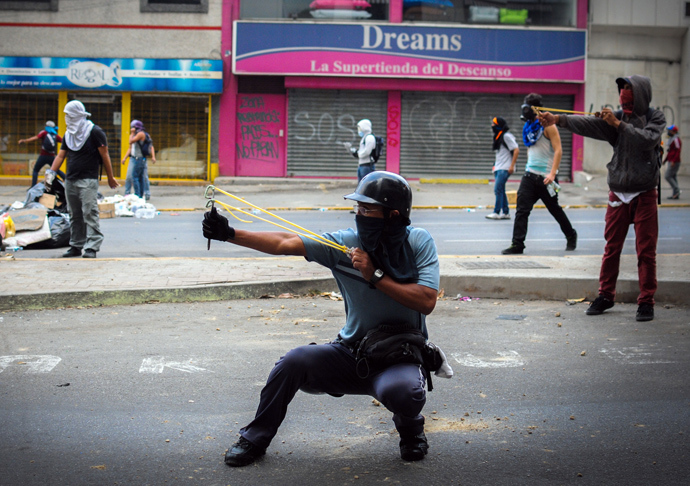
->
[202,207,235,242]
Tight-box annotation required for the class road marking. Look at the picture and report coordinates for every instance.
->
[0,355,61,373]
[599,346,675,365]
[451,351,524,368]
[445,237,682,243]
[139,357,213,374]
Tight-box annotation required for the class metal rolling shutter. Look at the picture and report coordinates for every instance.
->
[287,89,388,177]
[399,92,574,181]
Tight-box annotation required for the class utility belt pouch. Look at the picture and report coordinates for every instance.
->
[354,324,446,391]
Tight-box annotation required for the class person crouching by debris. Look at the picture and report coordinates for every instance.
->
[486,116,519,220]
[48,100,119,259]
[202,171,452,467]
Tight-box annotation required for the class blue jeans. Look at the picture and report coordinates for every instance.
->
[357,163,376,182]
[493,170,510,215]
[125,158,150,198]
[130,157,149,198]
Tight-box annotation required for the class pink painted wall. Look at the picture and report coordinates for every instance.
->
[219,0,238,177]
[221,0,589,177]
[386,91,402,173]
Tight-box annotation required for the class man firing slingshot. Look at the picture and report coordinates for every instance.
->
[202,171,452,467]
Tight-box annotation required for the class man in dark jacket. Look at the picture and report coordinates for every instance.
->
[539,75,665,322]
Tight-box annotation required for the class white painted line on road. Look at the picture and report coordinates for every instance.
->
[0,355,61,373]
[445,237,682,243]
[451,351,524,368]
[139,357,213,374]
[599,346,675,365]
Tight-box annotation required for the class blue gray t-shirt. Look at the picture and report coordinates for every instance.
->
[301,226,440,344]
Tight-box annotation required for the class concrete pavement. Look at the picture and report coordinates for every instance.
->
[1,174,689,311]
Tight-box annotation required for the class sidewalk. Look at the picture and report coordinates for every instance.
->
[1,174,689,311]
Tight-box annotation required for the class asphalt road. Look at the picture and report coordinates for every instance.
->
[12,207,690,259]
[1,297,688,485]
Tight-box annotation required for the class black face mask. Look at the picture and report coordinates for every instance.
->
[355,214,419,283]
[355,214,386,253]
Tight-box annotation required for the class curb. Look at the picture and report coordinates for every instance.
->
[3,275,688,311]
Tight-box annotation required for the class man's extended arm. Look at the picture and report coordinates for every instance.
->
[543,125,562,185]
[98,146,120,189]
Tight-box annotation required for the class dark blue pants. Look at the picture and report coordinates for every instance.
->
[493,169,510,215]
[32,154,64,188]
[357,163,376,182]
[240,342,427,450]
[511,172,575,249]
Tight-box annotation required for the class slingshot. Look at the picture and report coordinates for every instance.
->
[203,185,352,255]
[532,106,597,116]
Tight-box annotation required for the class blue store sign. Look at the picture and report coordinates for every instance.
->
[0,57,223,93]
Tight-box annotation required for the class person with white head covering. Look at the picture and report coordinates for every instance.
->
[18,120,65,187]
[343,118,377,182]
[48,100,119,258]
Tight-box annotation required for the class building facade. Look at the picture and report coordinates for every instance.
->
[1,1,689,183]
[0,0,223,182]
[221,0,588,181]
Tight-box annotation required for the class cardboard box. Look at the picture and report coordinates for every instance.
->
[38,193,56,209]
[98,202,115,219]
[506,190,517,205]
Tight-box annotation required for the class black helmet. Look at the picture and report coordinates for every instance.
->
[344,171,412,220]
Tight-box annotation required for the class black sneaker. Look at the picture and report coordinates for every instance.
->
[62,247,82,258]
[566,231,577,251]
[636,303,654,322]
[224,437,265,467]
[82,249,97,259]
[399,432,429,461]
[501,245,524,255]
[586,296,614,315]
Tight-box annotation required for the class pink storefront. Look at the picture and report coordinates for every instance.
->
[219,0,588,181]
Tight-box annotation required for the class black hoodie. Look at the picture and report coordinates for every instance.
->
[557,75,665,193]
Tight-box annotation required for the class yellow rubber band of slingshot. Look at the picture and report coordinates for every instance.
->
[533,106,597,116]
[207,188,349,254]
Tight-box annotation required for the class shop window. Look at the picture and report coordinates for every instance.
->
[140,0,208,13]
[0,0,58,11]
[241,0,389,21]
[70,94,123,177]
[131,95,209,180]
[0,93,59,178]
[402,0,576,27]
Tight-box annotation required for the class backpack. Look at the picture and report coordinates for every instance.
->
[42,133,57,154]
[370,134,385,163]
[137,132,153,158]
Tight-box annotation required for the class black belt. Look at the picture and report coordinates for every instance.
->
[524,171,544,180]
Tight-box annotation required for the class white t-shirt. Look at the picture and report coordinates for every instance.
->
[493,132,518,172]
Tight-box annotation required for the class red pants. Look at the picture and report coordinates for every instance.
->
[599,189,658,305]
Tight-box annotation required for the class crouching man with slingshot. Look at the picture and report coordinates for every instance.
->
[202,171,450,467]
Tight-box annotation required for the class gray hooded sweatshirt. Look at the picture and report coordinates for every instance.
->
[557,75,665,193]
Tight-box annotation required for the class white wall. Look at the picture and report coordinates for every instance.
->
[585,0,690,175]
[0,0,222,59]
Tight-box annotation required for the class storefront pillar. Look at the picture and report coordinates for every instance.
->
[120,92,132,180]
[386,90,401,174]
[218,0,239,178]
